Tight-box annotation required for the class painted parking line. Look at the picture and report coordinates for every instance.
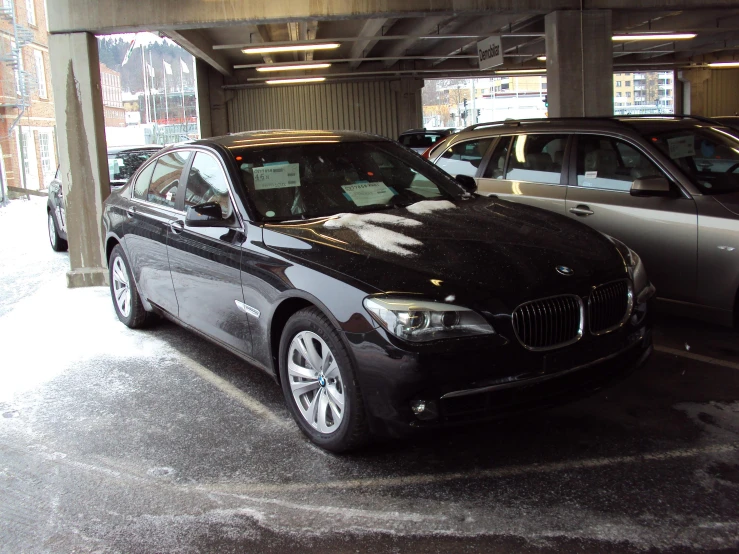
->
[208,442,739,496]
[655,345,739,371]
[178,354,292,428]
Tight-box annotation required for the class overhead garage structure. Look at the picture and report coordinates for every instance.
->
[46,0,739,287]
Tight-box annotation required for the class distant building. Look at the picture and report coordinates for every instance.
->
[100,63,125,127]
[0,0,56,192]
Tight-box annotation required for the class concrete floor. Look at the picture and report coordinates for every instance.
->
[1,197,738,553]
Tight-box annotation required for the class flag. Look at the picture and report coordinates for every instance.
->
[163,60,172,75]
[146,63,155,77]
[121,36,138,66]
[180,58,189,74]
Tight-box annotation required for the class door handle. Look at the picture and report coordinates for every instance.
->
[126,207,136,218]
[569,205,594,217]
[170,220,185,234]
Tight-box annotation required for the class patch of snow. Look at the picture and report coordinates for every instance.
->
[324,212,423,256]
[406,200,456,215]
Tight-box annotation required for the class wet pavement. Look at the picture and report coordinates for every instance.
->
[1,197,738,553]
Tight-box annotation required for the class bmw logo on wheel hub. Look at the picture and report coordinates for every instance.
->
[318,374,327,387]
[556,265,574,276]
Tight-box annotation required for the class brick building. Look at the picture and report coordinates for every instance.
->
[100,62,125,127]
[0,0,56,192]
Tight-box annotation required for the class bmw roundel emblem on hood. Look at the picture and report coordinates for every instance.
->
[556,266,574,276]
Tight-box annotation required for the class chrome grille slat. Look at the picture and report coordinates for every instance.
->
[512,294,583,351]
[589,279,632,335]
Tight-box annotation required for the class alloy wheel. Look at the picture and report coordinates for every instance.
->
[287,330,345,434]
[48,213,56,247]
[112,256,131,318]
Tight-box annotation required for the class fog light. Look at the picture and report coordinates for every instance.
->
[410,399,438,420]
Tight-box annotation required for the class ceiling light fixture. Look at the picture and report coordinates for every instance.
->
[612,33,696,41]
[536,56,547,61]
[243,43,340,54]
[266,77,327,85]
[707,61,739,68]
[256,63,332,72]
[495,69,546,74]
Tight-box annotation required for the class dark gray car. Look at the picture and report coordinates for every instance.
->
[428,116,739,325]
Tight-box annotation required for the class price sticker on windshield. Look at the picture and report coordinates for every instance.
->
[342,182,396,206]
[667,136,696,159]
[253,163,301,190]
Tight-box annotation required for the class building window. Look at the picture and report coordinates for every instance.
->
[616,92,622,97]
[626,92,631,98]
[34,50,46,99]
[20,129,31,179]
[25,0,35,25]
[625,81,631,86]
[616,80,621,87]
[39,132,50,173]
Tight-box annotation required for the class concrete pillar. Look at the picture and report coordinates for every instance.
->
[49,32,109,288]
[678,68,711,116]
[198,63,229,138]
[393,77,423,132]
[545,10,613,118]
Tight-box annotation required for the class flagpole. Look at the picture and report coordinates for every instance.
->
[163,60,170,123]
[149,49,158,125]
[140,42,150,124]
[179,58,185,125]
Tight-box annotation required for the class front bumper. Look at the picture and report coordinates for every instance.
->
[344,312,653,438]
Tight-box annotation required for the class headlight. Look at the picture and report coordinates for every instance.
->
[363,297,495,342]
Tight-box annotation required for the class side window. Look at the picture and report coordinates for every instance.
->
[482,136,512,179]
[576,135,663,192]
[185,152,234,219]
[435,138,493,177]
[132,160,156,200]
[505,134,568,185]
[147,151,188,208]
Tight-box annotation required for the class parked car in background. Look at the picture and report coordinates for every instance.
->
[47,145,161,251]
[398,128,457,153]
[102,130,654,452]
[428,116,739,325]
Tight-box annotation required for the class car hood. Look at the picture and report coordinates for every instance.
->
[262,198,627,310]
[712,192,739,217]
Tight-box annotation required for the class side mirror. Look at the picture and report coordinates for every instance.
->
[186,201,232,227]
[456,174,478,194]
[630,177,673,197]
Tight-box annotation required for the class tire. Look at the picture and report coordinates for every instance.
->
[108,244,149,329]
[47,211,68,252]
[279,307,369,453]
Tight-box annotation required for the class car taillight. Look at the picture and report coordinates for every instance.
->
[421,144,435,159]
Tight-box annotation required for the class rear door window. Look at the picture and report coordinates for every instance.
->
[505,134,568,185]
[147,151,189,208]
[575,135,663,192]
[435,138,493,177]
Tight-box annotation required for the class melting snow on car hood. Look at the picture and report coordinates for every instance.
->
[324,212,423,256]
[323,202,456,256]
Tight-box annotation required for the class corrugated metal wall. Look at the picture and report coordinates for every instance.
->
[705,69,739,116]
[227,81,400,138]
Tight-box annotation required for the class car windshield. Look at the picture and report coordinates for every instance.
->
[108,149,158,184]
[230,140,461,221]
[645,127,739,195]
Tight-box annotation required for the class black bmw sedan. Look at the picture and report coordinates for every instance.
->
[102,130,655,452]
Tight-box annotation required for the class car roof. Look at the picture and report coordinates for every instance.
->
[455,116,730,138]
[107,145,161,154]
[189,130,389,149]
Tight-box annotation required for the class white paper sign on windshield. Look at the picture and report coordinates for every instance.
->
[342,182,396,206]
[253,163,301,190]
[667,136,696,159]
